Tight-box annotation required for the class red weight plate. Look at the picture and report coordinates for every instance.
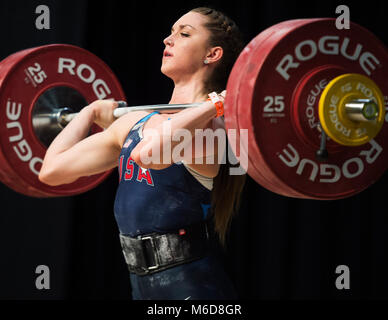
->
[235,20,325,198]
[225,24,285,193]
[227,20,314,198]
[0,44,126,197]
[235,18,388,199]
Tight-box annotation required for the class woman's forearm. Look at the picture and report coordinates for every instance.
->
[39,103,121,185]
[44,105,95,159]
[166,100,218,140]
[133,100,219,166]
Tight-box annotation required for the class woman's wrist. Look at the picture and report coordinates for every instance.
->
[81,103,96,123]
[203,99,218,118]
[206,92,224,118]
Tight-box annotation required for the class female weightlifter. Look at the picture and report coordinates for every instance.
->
[39,7,246,300]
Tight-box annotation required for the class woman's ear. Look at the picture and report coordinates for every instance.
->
[205,46,223,64]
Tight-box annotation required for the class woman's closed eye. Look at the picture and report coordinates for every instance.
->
[181,33,190,37]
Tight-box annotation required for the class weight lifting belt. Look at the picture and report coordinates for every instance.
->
[119,219,211,276]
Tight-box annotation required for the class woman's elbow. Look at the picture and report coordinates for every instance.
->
[38,168,57,186]
[130,150,152,169]
[130,149,171,170]
[38,164,73,186]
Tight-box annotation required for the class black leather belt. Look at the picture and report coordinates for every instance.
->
[119,219,212,276]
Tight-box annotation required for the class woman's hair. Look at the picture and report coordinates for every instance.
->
[190,7,247,248]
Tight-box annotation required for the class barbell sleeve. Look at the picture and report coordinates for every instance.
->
[60,102,204,125]
[344,99,379,122]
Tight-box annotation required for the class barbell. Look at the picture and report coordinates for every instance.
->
[0,18,387,199]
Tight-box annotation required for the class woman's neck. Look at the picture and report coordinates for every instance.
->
[169,77,208,104]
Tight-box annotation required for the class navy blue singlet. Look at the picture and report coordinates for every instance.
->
[113,111,212,237]
[113,111,238,300]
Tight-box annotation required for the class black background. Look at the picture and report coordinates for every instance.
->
[0,0,387,300]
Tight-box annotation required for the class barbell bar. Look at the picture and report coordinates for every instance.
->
[54,98,381,128]
[60,102,204,124]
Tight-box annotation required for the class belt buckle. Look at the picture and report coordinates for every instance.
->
[139,235,160,271]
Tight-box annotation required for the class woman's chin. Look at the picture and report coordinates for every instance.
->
[161,65,174,78]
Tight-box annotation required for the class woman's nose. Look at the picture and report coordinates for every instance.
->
[163,34,173,46]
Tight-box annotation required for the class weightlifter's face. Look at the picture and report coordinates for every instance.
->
[161,11,211,79]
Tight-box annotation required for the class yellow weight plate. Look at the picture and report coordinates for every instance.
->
[318,73,385,146]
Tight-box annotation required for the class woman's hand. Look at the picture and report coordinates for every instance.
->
[89,100,119,129]
[208,90,226,102]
